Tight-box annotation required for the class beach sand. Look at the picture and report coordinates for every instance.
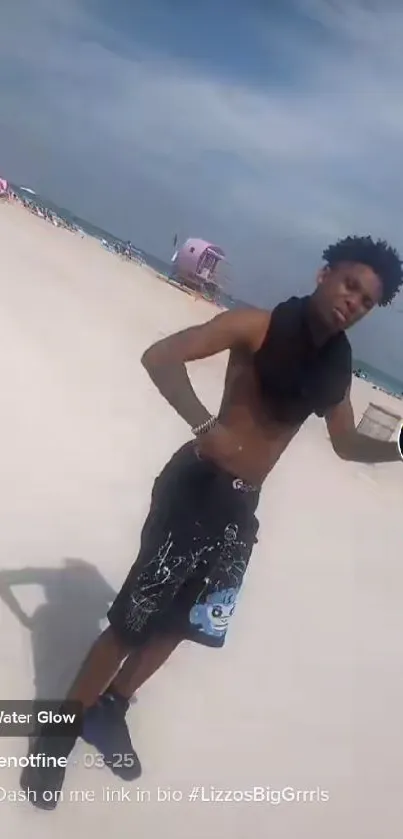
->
[0,199,402,837]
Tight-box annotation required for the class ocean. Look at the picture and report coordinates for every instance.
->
[353,360,403,398]
[10,184,403,396]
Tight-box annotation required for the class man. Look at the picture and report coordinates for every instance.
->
[22,235,403,808]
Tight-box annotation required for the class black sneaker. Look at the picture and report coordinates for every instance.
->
[82,690,142,781]
[20,734,74,810]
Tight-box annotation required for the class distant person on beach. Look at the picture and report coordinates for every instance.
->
[124,240,133,259]
[23,235,403,808]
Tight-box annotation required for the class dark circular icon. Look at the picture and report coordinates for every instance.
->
[398,422,403,460]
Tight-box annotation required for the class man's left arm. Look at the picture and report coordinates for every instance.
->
[325,387,401,463]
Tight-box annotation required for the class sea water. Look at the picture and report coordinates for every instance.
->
[353,360,403,397]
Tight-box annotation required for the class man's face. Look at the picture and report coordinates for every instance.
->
[314,261,383,333]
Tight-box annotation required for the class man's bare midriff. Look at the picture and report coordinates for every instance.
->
[212,347,301,486]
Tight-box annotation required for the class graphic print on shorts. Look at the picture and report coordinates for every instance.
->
[122,518,252,638]
[189,587,239,638]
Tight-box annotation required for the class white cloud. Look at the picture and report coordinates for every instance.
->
[0,0,402,374]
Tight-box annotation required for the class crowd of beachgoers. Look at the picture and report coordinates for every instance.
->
[4,187,77,232]
[1,187,144,264]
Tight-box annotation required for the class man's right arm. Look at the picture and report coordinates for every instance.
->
[141,307,270,429]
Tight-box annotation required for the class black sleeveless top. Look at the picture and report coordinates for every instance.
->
[253,295,352,424]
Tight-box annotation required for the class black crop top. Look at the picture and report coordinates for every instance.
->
[253,295,352,424]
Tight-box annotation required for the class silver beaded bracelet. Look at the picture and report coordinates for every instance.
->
[191,415,217,436]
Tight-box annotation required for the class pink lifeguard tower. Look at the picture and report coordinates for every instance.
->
[171,238,225,291]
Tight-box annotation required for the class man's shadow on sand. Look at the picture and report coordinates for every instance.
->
[0,558,118,701]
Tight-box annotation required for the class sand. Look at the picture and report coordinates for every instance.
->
[0,200,402,837]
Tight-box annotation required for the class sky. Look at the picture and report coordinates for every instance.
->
[0,0,402,377]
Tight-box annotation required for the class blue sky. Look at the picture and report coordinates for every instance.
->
[0,0,402,377]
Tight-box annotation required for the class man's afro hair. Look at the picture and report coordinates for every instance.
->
[322,235,403,306]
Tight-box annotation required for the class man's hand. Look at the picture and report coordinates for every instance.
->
[195,423,245,470]
[326,389,402,463]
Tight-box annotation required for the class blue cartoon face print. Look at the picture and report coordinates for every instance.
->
[189,588,238,637]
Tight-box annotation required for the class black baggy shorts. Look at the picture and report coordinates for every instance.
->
[107,443,260,648]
